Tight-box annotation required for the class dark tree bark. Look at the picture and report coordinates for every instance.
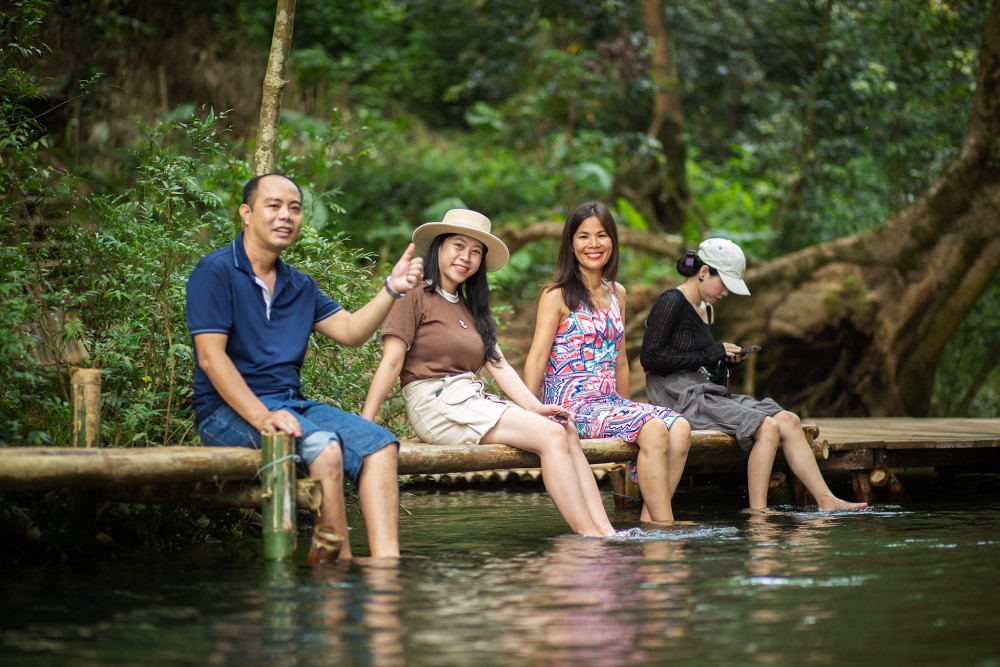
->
[252,0,296,176]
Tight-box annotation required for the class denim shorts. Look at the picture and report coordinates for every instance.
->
[197,393,398,484]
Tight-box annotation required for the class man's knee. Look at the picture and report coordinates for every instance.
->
[309,441,344,480]
[366,442,399,465]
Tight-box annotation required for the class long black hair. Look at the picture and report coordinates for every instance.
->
[422,233,501,366]
[547,201,620,311]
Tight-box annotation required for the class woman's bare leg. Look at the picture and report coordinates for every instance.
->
[484,408,612,536]
[774,411,867,511]
[564,423,615,533]
[666,417,692,497]
[634,419,674,522]
[747,417,781,509]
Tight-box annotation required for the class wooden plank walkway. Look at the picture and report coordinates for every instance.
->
[811,417,1000,467]
[808,418,1000,502]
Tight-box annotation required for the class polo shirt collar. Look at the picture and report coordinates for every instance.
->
[231,231,291,289]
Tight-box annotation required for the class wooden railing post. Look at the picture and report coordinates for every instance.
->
[261,431,297,561]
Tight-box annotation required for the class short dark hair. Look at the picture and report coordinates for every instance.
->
[242,173,303,209]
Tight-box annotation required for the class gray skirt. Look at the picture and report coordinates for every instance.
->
[645,370,784,452]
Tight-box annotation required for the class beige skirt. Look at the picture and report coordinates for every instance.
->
[402,372,513,446]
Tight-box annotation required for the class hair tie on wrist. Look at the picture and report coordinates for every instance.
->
[384,276,404,299]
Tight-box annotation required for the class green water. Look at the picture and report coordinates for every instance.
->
[2,475,999,666]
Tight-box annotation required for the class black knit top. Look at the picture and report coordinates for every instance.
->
[640,288,728,375]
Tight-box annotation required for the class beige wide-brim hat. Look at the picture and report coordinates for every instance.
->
[411,209,510,273]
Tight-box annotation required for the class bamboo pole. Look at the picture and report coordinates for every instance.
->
[261,431,297,561]
[69,367,101,552]
[395,427,820,475]
[0,427,824,491]
[0,446,263,489]
[71,367,102,449]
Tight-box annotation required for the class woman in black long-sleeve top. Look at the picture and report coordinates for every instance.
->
[641,238,866,512]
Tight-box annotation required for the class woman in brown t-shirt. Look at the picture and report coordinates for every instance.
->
[363,209,615,538]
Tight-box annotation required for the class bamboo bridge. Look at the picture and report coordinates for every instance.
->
[2,419,998,505]
[1,368,998,560]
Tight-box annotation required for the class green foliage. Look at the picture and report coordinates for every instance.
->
[4,0,997,443]
[2,103,383,446]
[2,0,78,446]
[331,116,570,251]
[285,225,384,415]
[60,109,244,446]
[668,0,985,249]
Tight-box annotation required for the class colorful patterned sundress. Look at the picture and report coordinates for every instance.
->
[541,284,682,442]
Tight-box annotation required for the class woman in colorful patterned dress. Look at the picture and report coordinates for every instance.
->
[524,202,691,523]
[363,209,615,537]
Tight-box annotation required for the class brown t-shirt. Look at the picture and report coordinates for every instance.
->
[382,286,487,387]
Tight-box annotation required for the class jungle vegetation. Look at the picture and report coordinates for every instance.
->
[2,0,998,455]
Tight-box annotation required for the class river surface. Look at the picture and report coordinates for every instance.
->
[2,473,999,666]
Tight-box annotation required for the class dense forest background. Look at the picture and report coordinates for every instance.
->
[2,0,997,451]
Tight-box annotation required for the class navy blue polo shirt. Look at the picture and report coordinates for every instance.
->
[186,232,342,425]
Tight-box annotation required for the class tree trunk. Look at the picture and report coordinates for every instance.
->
[635,1,1000,417]
[611,0,691,232]
[252,0,296,176]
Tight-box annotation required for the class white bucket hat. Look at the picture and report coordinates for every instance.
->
[697,238,750,295]
[412,209,510,273]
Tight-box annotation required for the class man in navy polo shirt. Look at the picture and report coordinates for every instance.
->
[186,173,422,560]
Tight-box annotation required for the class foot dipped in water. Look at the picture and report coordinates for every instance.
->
[817,494,868,512]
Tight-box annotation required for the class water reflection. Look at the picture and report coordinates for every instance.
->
[489,536,690,665]
[2,484,999,666]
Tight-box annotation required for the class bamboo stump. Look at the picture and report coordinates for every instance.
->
[261,432,297,561]
[308,524,344,563]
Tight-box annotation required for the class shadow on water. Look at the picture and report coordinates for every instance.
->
[1,473,999,665]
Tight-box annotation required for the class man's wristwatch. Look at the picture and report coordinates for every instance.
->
[384,276,404,299]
